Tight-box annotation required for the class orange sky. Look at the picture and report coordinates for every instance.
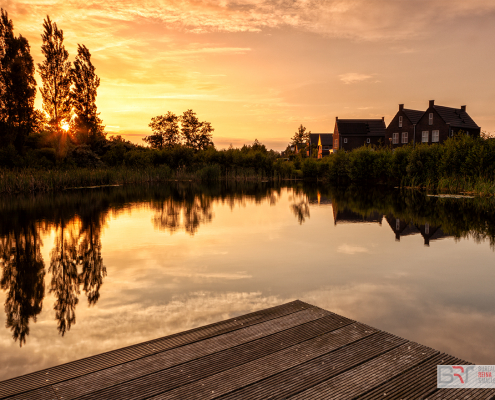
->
[4,0,495,150]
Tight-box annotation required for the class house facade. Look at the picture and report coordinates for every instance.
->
[385,104,423,148]
[333,118,386,152]
[386,100,480,147]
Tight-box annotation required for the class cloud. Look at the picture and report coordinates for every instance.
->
[339,73,372,84]
[337,244,369,254]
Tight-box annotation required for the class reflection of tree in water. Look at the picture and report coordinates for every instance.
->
[49,222,80,336]
[49,212,107,336]
[152,188,213,235]
[0,222,45,346]
[290,188,310,225]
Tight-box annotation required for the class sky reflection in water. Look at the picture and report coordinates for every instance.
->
[0,183,494,380]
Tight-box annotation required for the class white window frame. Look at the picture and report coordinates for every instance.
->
[343,138,347,144]
[429,113,433,125]
[392,132,399,144]
[432,130,439,143]
[401,132,408,144]
[366,138,371,144]
[398,116,403,128]
[422,131,429,143]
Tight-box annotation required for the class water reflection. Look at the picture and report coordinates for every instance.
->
[0,182,283,344]
[0,182,494,348]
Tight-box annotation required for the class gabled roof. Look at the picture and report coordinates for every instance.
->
[336,119,386,136]
[309,133,333,145]
[433,105,479,130]
[403,109,424,124]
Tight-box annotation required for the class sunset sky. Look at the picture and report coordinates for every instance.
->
[5,0,495,150]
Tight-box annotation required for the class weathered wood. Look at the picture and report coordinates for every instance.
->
[73,314,353,400]
[0,300,311,398]
[1,300,492,400]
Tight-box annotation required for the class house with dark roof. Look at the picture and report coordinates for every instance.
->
[385,104,424,148]
[307,133,333,158]
[333,117,386,152]
[387,100,480,147]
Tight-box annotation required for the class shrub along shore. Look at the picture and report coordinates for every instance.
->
[1,134,494,195]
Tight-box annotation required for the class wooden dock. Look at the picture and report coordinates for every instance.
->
[1,300,494,399]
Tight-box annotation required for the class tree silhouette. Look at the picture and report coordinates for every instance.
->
[0,222,45,346]
[180,109,214,150]
[71,44,104,147]
[145,111,180,149]
[0,9,37,152]
[291,124,310,146]
[38,15,71,156]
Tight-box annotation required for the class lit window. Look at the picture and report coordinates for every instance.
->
[402,132,408,143]
[344,138,348,144]
[366,138,370,144]
[392,133,399,144]
[398,116,403,128]
[422,131,429,143]
[429,113,433,125]
[432,130,439,142]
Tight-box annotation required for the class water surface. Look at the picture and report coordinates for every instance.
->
[1,183,494,380]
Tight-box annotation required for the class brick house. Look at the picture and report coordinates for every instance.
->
[386,100,480,147]
[333,118,386,152]
[385,104,424,148]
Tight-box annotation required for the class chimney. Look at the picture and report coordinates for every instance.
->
[336,116,338,121]
[429,100,435,108]
[461,105,466,112]
[399,104,404,111]
[382,117,384,121]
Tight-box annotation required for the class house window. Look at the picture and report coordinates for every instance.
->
[392,133,399,144]
[422,131,429,143]
[432,130,439,142]
[402,132,408,143]
[366,138,371,144]
[323,146,329,150]
[335,139,338,148]
[344,138,347,144]
[425,223,429,235]
[396,219,400,231]
[398,116,403,128]
[429,113,433,125]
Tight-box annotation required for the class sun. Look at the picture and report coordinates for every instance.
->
[61,122,70,132]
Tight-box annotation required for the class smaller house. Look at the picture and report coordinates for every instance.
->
[333,118,386,152]
[307,133,333,158]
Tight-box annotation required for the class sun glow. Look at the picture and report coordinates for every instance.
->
[61,122,70,132]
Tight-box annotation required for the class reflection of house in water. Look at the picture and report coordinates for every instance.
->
[332,203,382,225]
[308,191,332,205]
[385,214,452,246]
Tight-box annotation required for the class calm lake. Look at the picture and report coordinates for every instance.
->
[1,182,494,380]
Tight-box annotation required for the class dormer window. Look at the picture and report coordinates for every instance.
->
[429,113,433,125]
[398,116,402,128]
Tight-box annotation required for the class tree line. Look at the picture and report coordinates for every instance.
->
[0,10,103,157]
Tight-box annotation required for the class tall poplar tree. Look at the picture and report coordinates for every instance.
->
[71,44,104,147]
[0,9,37,152]
[37,16,71,153]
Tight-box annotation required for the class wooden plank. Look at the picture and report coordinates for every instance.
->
[148,324,391,400]
[51,308,337,400]
[4,386,58,400]
[218,332,409,400]
[426,388,495,400]
[0,300,313,399]
[360,353,465,400]
[290,342,438,400]
[71,314,354,400]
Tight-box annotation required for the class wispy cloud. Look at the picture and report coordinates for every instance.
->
[337,244,369,255]
[339,73,372,84]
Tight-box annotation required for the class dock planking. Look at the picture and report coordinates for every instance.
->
[1,300,494,400]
